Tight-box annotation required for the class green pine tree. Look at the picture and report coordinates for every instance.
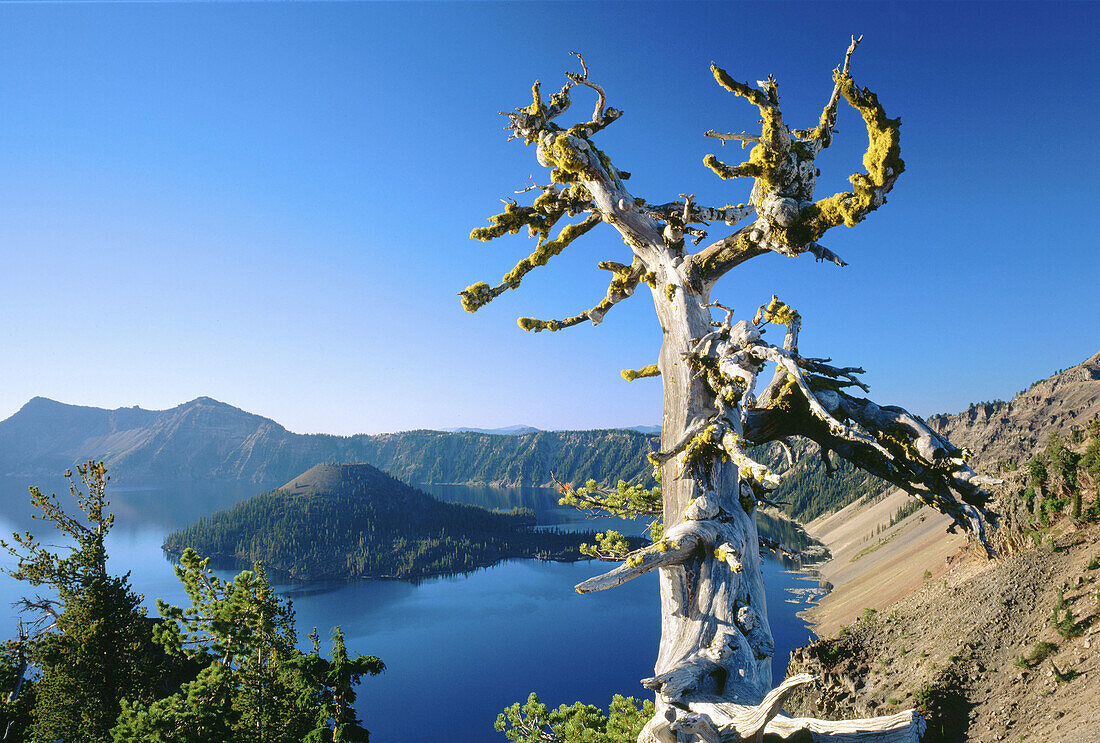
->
[299,627,384,743]
[114,550,382,743]
[0,636,35,742]
[0,462,161,743]
[495,692,654,743]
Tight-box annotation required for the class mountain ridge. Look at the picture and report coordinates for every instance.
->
[5,350,1097,524]
[0,397,658,488]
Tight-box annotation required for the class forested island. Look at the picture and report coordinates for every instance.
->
[163,463,603,580]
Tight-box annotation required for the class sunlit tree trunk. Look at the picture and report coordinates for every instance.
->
[464,41,998,742]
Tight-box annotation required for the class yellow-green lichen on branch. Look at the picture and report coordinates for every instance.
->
[516,255,644,333]
[517,307,595,333]
[517,317,565,332]
[461,214,602,315]
[527,80,547,119]
[621,364,660,382]
[759,295,799,326]
[705,64,790,196]
[501,215,602,287]
[460,282,497,313]
[681,424,728,477]
[710,63,771,108]
[703,153,762,182]
[689,353,747,409]
[774,70,904,247]
[695,231,766,284]
[873,425,922,464]
[713,544,743,573]
[470,200,562,244]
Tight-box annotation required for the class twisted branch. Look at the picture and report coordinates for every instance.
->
[516,255,646,332]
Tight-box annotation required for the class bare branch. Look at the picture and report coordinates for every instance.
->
[686,226,769,286]
[765,709,926,741]
[805,241,848,266]
[566,51,608,126]
[703,129,761,148]
[644,200,754,229]
[793,34,863,149]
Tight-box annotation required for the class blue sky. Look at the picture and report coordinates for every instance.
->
[0,2,1096,435]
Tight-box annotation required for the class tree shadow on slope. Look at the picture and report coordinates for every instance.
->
[913,667,973,743]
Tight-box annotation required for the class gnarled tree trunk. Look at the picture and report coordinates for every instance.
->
[463,42,997,743]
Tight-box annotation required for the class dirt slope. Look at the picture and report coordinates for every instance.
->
[803,496,966,637]
[785,521,1100,743]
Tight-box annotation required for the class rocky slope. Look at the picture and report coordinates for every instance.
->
[785,352,1100,741]
[928,350,1100,470]
[786,520,1100,743]
[802,351,1100,633]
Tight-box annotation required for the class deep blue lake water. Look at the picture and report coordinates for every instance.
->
[0,476,819,742]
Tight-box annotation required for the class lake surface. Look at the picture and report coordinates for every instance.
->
[0,476,819,742]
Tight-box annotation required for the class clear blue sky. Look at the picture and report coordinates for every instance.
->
[1,2,1096,435]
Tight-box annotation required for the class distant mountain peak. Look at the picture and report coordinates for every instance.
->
[442,425,542,436]
[179,396,241,410]
[20,396,69,410]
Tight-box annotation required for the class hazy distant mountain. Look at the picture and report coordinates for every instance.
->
[442,425,541,435]
[6,351,1094,523]
[444,424,662,435]
[0,396,657,488]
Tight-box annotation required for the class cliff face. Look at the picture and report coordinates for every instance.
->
[785,354,1100,742]
[0,397,657,487]
[360,428,657,487]
[928,351,1100,469]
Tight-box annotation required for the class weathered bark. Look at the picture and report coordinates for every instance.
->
[464,44,992,742]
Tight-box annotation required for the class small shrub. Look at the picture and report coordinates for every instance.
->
[1051,661,1080,683]
[913,682,935,713]
[1016,641,1057,667]
[816,640,849,666]
[1086,554,1099,571]
[1049,587,1082,638]
[922,569,932,580]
